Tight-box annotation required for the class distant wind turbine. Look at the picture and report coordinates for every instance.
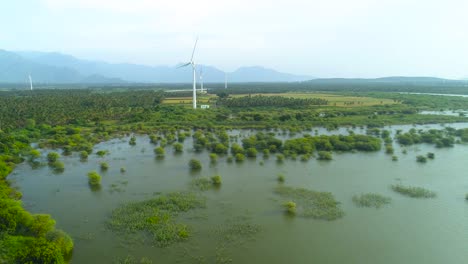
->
[177,37,198,109]
[224,72,228,89]
[29,75,33,91]
[199,66,204,93]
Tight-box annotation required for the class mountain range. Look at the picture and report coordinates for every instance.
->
[0,49,312,84]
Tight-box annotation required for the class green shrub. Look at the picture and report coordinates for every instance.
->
[211,175,222,186]
[50,161,65,172]
[235,153,245,162]
[277,174,285,183]
[209,153,218,163]
[427,152,435,159]
[45,229,74,257]
[352,193,391,208]
[276,154,285,163]
[317,151,332,160]
[79,151,88,161]
[416,155,427,163]
[391,184,436,198]
[154,147,165,158]
[246,148,258,158]
[96,150,107,157]
[87,171,102,186]
[173,143,183,153]
[47,152,60,163]
[100,162,109,171]
[283,201,296,215]
[120,167,126,173]
[392,155,398,161]
[129,136,137,145]
[189,159,202,170]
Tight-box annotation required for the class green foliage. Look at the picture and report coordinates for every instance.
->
[129,136,137,145]
[283,201,297,215]
[29,149,41,160]
[209,153,218,163]
[107,192,205,247]
[276,154,285,163]
[352,193,391,208]
[47,152,60,163]
[235,153,245,162]
[45,229,74,258]
[277,174,285,183]
[154,147,165,158]
[120,167,126,173]
[245,148,258,158]
[50,161,65,173]
[427,152,435,159]
[87,171,102,186]
[100,162,109,171]
[211,175,222,186]
[27,214,56,237]
[274,185,344,220]
[79,151,88,161]
[188,159,202,170]
[226,156,233,163]
[96,150,108,157]
[391,184,436,198]
[173,143,183,153]
[416,155,427,163]
[392,155,398,161]
[317,151,333,160]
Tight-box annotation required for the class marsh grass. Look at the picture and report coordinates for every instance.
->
[108,192,205,247]
[274,185,344,220]
[391,184,436,198]
[352,193,391,208]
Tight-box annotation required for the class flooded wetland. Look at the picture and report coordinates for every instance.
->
[10,124,468,264]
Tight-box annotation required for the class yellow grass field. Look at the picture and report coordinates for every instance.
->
[162,92,397,107]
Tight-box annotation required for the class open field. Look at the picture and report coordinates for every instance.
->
[162,92,398,107]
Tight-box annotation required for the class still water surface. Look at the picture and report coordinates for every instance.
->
[10,124,468,263]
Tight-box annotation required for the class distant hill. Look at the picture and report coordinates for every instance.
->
[13,50,313,83]
[306,76,462,84]
[0,50,124,84]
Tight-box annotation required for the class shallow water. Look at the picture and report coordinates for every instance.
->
[10,124,468,264]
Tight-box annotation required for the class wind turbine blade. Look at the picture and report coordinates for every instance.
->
[190,37,198,62]
[176,62,191,68]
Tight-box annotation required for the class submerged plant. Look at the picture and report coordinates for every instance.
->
[427,152,435,159]
[211,175,222,186]
[209,153,218,163]
[189,159,202,170]
[120,167,126,173]
[100,162,109,171]
[416,155,427,163]
[352,193,391,208]
[283,201,297,215]
[107,192,205,247]
[47,152,60,163]
[277,174,285,183]
[87,171,102,186]
[391,184,436,198]
[79,151,88,161]
[392,155,398,161]
[274,185,344,220]
[96,150,108,157]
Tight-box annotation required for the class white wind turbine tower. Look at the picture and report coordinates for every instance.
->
[29,74,33,91]
[199,66,204,93]
[224,72,228,89]
[178,38,199,109]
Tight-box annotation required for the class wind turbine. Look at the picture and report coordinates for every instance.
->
[224,72,228,89]
[28,74,33,91]
[178,38,198,109]
[199,66,204,93]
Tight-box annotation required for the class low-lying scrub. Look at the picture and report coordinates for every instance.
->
[391,184,436,198]
[107,192,205,247]
[352,193,391,208]
[274,185,344,220]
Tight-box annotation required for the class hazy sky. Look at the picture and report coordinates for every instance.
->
[2,0,468,78]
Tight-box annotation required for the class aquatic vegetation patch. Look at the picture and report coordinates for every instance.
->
[274,185,344,220]
[352,193,392,208]
[391,184,436,198]
[107,192,205,247]
[283,201,297,215]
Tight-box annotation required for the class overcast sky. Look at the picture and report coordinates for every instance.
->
[2,0,468,78]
